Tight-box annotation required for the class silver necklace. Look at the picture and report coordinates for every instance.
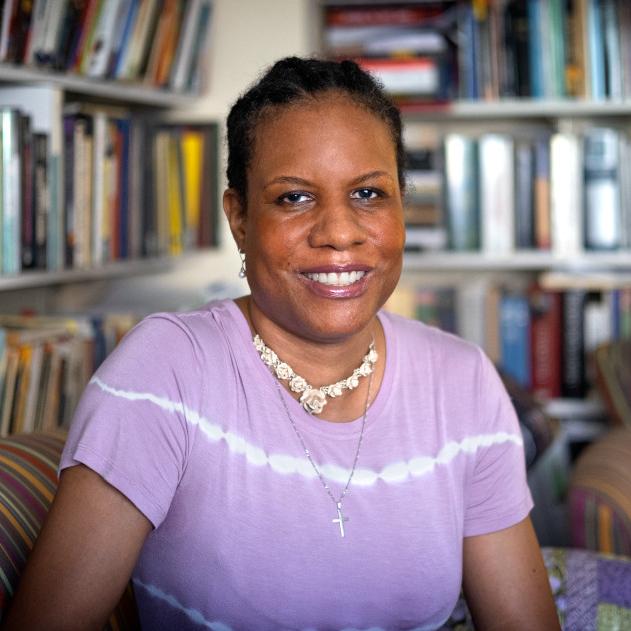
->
[274,366,374,538]
[254,334,378,414]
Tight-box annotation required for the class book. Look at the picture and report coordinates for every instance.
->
[530,287,562,399]
[479,133,514,254]
[169,0,203,91]
[533,134,551,249]
[586,0,606,98]
[514,138,535,249]
[356,57,440,98]
[499,290,531,388]
[32,132,49,270]
[562,289,588,398]
[550,132,583,257]
[443,134,479,251]
[83,0,125,77]
[19,113,35,270]
[583,127,622,250]
[185,0,214,93]
[1,107,22,275]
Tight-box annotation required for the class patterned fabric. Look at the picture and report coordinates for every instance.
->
[440,547,631,630]
[0,432,64,615]
[544,547,631,631]
[0,431,139,630]
[569,428,631,556]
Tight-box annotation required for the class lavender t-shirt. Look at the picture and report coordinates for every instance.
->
[60,299,532,631]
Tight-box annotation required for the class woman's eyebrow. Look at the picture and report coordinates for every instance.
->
[264,171,394,190]
[349,171,395,186]
[264,176,313,189]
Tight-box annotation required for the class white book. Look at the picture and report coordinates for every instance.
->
[39,0,68,65]
[1,108,21,275]
[583,127,621,250]
[92,111,107,265]
[85,0,124,78]
[456,278,489,351]
[170,0,202,91]
[23,0,49,65]
[479,134,515,254]
[550,132,583,257]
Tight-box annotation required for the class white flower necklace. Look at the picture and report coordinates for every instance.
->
[253,334,378,414]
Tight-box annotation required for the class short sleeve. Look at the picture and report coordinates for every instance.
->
[463,350,534,537]
[59,313,203,528]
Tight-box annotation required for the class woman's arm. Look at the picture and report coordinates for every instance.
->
[462,516,561,631]
[3,464,152,631]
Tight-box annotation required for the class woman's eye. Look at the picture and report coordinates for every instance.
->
[278,191,312,205]
[351,188,380,200]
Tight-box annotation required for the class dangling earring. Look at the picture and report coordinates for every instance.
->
[238,249,247,278]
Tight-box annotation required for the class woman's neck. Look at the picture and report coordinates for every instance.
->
[235,295,386,422]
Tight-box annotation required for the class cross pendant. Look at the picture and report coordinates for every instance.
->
[332,502,348,537]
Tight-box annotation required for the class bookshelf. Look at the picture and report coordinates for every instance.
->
[319,0,631,422]
[0,0,221,437]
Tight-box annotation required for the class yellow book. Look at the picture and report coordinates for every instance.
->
[12,345,33,435]
[180,130,203,248]
[166,134,183,256]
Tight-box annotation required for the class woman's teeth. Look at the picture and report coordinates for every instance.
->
[304,271,366,286]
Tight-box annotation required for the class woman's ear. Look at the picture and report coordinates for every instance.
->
[223,188,247,249]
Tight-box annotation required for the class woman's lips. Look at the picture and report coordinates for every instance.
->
[299,269,371,298]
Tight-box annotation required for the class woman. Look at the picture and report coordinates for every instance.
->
[5,57,560,630]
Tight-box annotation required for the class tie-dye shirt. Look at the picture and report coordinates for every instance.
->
[60,298,532,631]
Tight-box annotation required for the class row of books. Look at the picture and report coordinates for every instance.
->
[321,2,458,104]
[321,1,631,105]
[0,104,219,275]
[459,0,631,101]
[405,127,631,255]
[386,281,631,401]
[0,313,138,437]
[0,0,214,93]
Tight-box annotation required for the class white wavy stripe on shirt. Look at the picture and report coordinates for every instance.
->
[90,376,524,488]
[133,578,232,630]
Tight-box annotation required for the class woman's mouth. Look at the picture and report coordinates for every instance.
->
[303,271,366,286]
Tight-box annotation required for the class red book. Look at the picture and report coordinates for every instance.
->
[326,5,444,27]
[530,287,562,400]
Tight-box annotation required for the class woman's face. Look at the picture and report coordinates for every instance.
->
[226,93,405,343]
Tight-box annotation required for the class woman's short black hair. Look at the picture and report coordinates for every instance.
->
[226,56,406,204]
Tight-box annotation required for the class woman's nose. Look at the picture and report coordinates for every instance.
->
[308,201,366,250]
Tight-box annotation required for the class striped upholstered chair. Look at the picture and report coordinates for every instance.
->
[0,432,139,629]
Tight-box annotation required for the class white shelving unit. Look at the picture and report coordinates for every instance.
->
[0,63,196,108]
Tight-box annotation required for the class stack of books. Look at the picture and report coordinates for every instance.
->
[321,2,458,106]
[0,313,138,436]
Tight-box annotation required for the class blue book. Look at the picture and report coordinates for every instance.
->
[527,0,543,98]
[587,0,606,99]
[500,292,531,388]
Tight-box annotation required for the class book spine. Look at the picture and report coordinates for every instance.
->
[1,108,21,275]
[499,290,531,388]
[530,287,562,399]
[587,0,606,98]
[583,127,622,250]
[479,133,515,254]
[443,134,480,251]
[550,132,583,256]
[33,133,48,270]
[562,289,588,397]
[514,139,535,249]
